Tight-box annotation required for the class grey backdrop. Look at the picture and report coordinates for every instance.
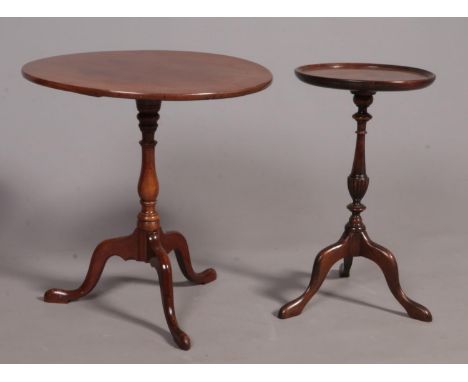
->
[0,18,467,363]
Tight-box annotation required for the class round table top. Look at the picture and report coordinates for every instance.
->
[22,50,273,101]
[295,63,435,92]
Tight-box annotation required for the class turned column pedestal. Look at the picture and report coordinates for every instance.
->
[43,100,216,350]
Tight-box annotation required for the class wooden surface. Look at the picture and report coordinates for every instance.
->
[295,63,435,91]
[22,50,272,100]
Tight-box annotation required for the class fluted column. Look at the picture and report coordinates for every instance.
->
[346,91,374,232]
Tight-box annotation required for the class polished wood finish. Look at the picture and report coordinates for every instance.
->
[44,100,216,350]
[295,63,435,92]
[21,50,272,100]
[23,51,271,350]
[280,65,434,322]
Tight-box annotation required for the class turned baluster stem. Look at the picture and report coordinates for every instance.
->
[136,99,162,232]
[346,91,374,232]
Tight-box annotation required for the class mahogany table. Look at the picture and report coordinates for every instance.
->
[22,50,272,350]
[278,63,435,322]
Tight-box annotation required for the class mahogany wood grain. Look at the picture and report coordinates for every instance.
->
[279,68,434,322]
[22,50,272,100]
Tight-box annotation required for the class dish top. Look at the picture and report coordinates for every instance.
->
[22,50,273,101]
[295,63,435,92]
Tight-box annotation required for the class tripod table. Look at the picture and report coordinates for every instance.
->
[278,63,435,322]
[22,50,272,350]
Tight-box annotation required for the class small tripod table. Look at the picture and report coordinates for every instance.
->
[22,50,272,350]
[279,63,435,322]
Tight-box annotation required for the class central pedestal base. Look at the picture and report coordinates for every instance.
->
[278,226,431,322]
[278,91,431,323]
[44,227,216,350]
[43,99,216,351]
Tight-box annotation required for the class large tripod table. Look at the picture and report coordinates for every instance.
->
[22,50,272,350]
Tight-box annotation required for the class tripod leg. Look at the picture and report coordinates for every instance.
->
[339,256,353,278]
[44,231,138,303]
[149,233,191,350]
[360,233,432,322]
[278,236,350,319]
[161,230,216,284]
